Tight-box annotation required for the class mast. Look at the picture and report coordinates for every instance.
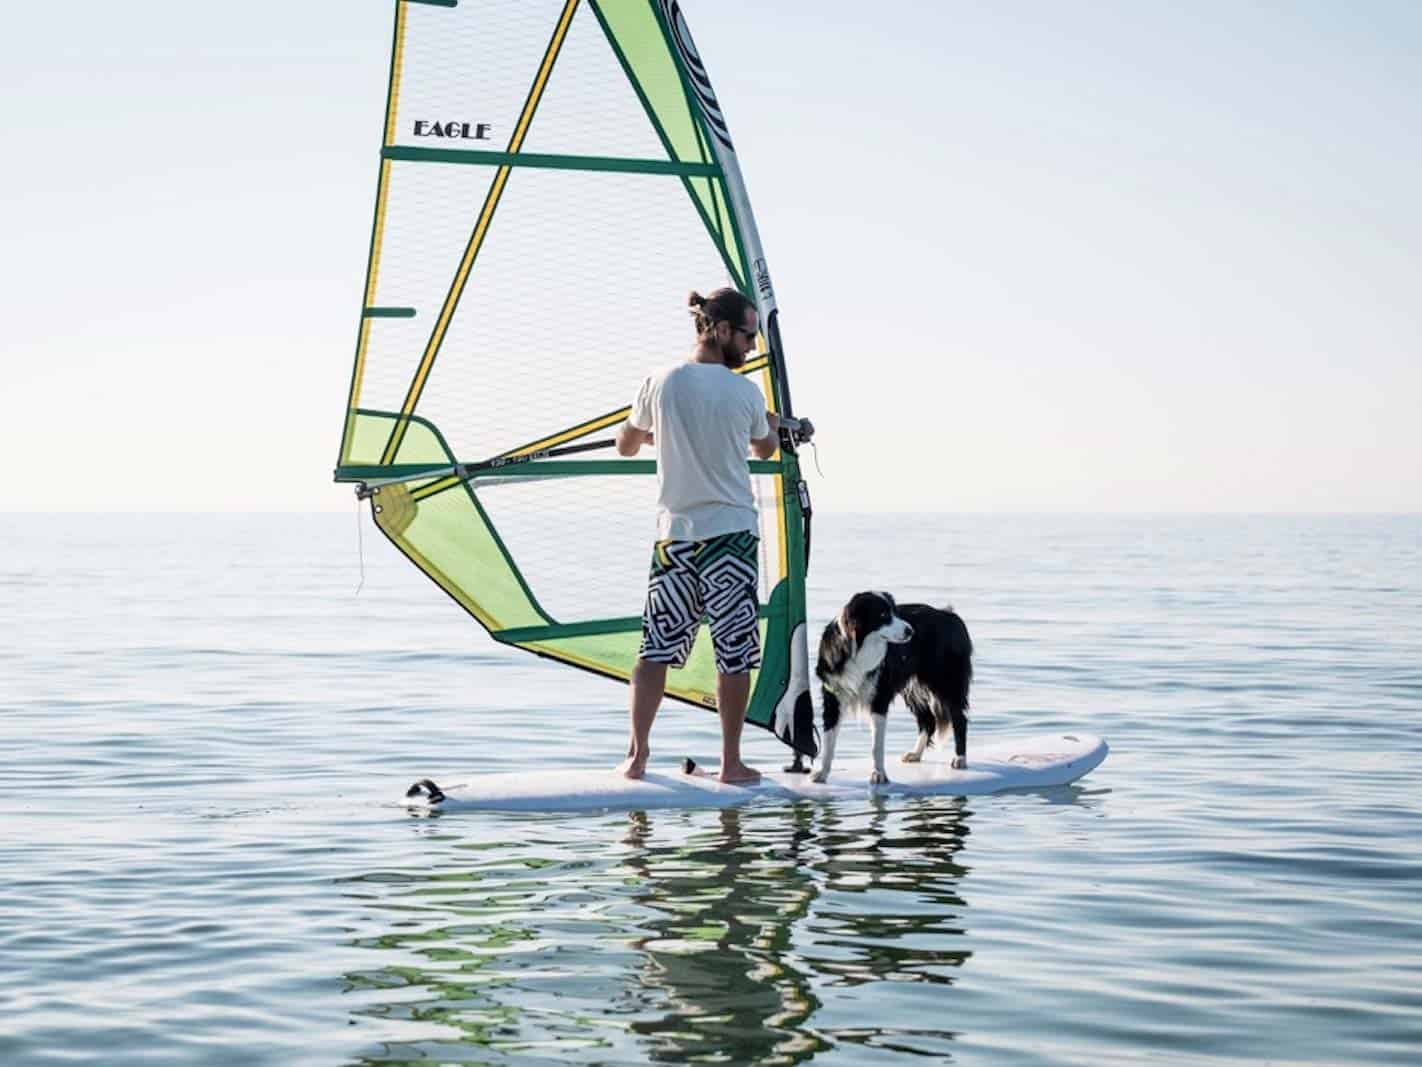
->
[655,0,817,756]
[653,0,796,421]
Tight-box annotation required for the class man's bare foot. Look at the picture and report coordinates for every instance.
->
[616,754,648,779]
[717,762,761,785]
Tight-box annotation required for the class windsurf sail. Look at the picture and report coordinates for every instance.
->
[334,0,816,755]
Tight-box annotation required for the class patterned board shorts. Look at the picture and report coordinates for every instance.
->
[638,530,761,675]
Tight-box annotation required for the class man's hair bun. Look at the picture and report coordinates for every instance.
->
[686,287,753,339]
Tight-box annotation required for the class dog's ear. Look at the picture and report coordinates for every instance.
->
[837,606,857,645]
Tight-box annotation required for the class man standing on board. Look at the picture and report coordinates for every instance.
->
[614,287,779,783]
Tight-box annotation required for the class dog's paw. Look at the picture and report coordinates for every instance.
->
[810,769,830,784]
[869,769,890,785]
[950,755,967,769]
[900,751,922,763]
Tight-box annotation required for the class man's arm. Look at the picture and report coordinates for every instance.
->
[749,412,780,460]
[617,421,654,457]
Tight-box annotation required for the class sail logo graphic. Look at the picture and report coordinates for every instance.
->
[659,0,734,151]
[412,120,492,141]
[754,258,774,301]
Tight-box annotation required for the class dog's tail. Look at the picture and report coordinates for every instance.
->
[405,778,446,805]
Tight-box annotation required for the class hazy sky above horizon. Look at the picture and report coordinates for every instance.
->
[3,1,1419,513]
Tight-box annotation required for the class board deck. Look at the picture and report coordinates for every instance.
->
[401,733,1108,813]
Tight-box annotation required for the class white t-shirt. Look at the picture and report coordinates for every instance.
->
[629,361,771,541]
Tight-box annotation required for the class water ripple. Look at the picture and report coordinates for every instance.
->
[2,515,1421,1065]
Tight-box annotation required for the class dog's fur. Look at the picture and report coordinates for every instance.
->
[813,591,973,784]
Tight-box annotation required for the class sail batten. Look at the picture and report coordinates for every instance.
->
[337,0,816,755]
[382,145,722,176]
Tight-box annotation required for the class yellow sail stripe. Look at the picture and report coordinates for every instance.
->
[522,643,634,683]
[345,162,393,426]
[341,328,372,464]
[506,0,580,150]
[379,164,511,464]
[406,405,616,502]
[383,3,407,147]
[506,354,771,457]
[411,473,460,503]
[342,0,409,462]
[506,409,631,457]
[381,0,581,465]
[405,354,776,503]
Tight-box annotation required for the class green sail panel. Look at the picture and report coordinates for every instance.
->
[588,0,747,287]
[335,0,814,754]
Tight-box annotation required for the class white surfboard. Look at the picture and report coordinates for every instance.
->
[401,733,1108,813]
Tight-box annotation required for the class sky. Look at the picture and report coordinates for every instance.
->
[3,0,1419,513]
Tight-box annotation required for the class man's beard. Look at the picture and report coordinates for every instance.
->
[720,339,746,368]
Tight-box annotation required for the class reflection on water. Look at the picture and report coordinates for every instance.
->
[340,798,980,1064]
[618,804,823,1064]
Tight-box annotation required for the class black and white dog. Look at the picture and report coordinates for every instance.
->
[813,591,973,784]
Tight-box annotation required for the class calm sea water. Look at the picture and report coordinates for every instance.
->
[3,513,1420,1066]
